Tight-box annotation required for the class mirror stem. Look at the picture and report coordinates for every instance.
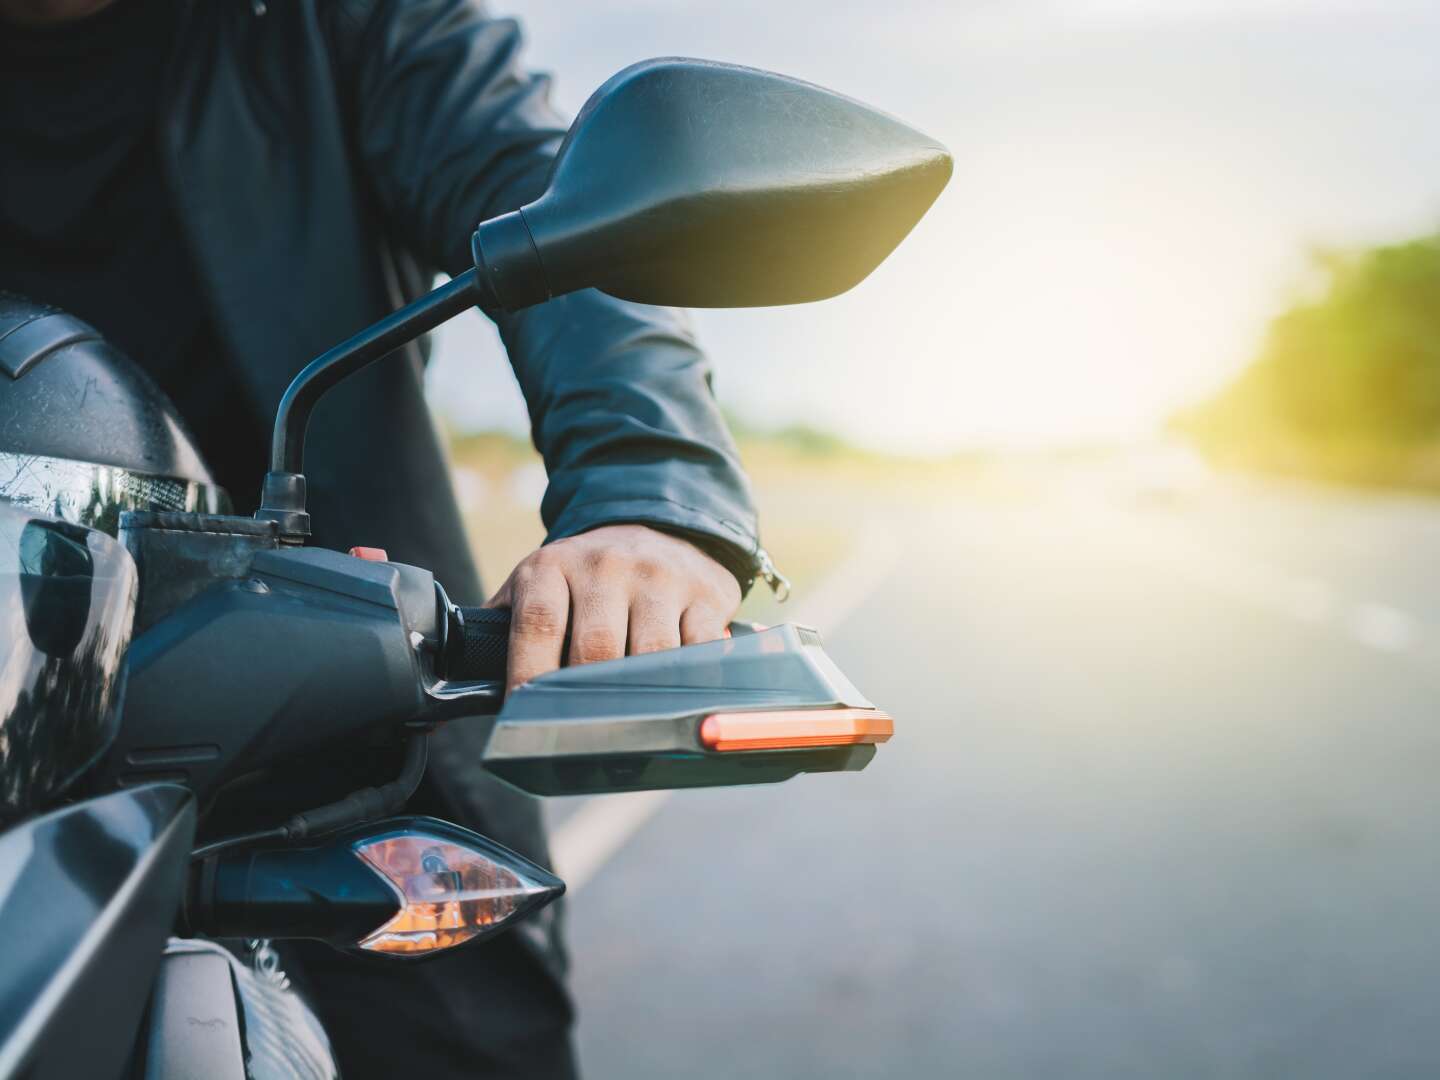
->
[256,268,491,540]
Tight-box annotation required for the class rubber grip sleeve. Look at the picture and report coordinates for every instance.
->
[445,606,511,681]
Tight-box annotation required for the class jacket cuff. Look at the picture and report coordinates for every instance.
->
[544,497,761,595]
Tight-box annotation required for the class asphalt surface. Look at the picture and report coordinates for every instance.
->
[554,479,1440,1079]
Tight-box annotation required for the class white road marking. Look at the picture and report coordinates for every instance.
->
[1348,603,1418,653]
[549,789,673,892]
[1067,505,1428,658]
[548,523,902,893]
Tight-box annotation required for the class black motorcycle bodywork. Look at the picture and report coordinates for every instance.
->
[0,784,195,1080]
[94,544,470,799]
[0,505,137,826]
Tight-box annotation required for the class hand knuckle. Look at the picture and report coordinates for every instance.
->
[529,546,562,571]
[513,598,564,637]
[512,561,541,589]
[583,544,619,574]
[632,556,668,583]
[573,626,621,661]
[707,582,739,609]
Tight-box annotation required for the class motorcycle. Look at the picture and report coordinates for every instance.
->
[0,58,950,1079]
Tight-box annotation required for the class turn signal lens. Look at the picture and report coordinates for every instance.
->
[354,825,564,956]
[699,707,894,752]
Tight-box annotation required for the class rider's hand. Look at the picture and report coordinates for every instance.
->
[483,523,741,692]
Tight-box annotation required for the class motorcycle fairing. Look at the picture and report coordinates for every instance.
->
[0,783,195,1080]
[0,505,137,826]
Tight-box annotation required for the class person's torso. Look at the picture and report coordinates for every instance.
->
[0,0,265,501]
[0,0,483,598]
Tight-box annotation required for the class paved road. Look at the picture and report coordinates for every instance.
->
[555,481,1440,1079]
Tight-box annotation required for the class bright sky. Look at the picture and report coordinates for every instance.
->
[426,0,1440,453]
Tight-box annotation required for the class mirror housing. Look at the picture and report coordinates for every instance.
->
[473,58,952,310]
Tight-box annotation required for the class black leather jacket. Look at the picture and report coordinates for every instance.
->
[146,2,766,985]
[160,0,761,606]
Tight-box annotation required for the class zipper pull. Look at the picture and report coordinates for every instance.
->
[755,547,791,603]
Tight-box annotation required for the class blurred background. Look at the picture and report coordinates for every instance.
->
[429,2,1440,1076]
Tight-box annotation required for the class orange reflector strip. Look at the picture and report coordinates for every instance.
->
[699,708,894,752]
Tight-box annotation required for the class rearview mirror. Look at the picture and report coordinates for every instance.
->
[472,58,952,310]
[257,59,952,536]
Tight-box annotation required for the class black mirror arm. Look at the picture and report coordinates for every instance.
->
[255,267,494,541]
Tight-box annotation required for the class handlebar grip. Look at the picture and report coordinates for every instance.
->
[446,606,511,682]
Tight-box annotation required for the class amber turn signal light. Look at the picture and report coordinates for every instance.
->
[187,816,564,959]
[354,824,565,956]
[699,707,894,752]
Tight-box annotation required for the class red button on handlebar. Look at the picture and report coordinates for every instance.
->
[348,546,389,562]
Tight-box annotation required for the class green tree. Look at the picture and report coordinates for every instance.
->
[1178,234,1440,483]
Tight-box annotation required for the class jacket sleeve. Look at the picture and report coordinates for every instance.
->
[323,0,763,589]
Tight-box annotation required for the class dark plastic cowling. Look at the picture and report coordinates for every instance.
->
[0,505,138,826]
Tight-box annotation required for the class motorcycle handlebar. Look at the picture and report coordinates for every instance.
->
[444,605,511,683]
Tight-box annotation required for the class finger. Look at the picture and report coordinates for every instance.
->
[679,604,728,646]
[505,561,571,692]
[565,573,628,666]
[628,590,683,656]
